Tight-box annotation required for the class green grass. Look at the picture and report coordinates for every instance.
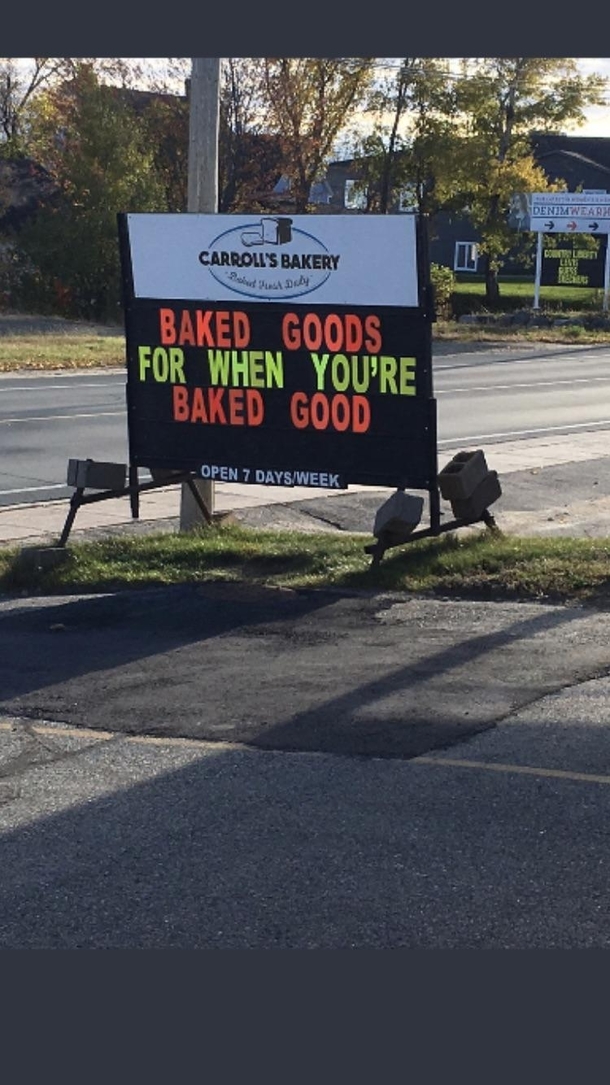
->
[433,318,610,345]
[453,274,604,306]
[0,295,609,372]
[4,523,610,606]
[0,333,125,371]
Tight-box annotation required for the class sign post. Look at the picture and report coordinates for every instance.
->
[181,56,220,529]
[533,232,542,310]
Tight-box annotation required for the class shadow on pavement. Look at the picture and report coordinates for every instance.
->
[0,585,605,760]
[1,731,609,949]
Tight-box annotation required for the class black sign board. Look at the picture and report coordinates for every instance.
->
[541,236,607,288]
[118,212,437,492]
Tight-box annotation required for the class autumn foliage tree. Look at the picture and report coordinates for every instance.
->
[13,63,165,320]
[261,58,375,211]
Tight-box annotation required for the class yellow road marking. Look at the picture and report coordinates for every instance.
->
[3,719,610,784]
[415,755,610,786]
[0,718,231,751]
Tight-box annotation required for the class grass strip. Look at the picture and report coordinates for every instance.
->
[2,524,610,606]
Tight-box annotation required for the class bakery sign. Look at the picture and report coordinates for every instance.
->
[117,212,437,491]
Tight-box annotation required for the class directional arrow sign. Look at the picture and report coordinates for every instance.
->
[529,192,610,233]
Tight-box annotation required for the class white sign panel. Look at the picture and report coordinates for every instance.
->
[529,193,610,234]
[125,213,420,307]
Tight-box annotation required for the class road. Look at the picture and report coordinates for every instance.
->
[1,342,610,507]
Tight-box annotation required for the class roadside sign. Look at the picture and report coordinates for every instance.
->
[529,192,610,234]
[118,212,437,492]
[541,236,607,288]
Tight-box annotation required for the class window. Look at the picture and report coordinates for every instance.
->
[397,185,417,212]
[454,241,479,272]
[344,179,367,210]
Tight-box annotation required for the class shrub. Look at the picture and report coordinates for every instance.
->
[430,263,455,319]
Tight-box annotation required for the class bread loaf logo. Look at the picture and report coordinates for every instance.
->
[198,217,340,299]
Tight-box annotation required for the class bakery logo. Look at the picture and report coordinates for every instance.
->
[198,216,340,299]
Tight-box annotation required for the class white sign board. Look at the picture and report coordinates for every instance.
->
[529,193,610,234]
[124,212,421,307]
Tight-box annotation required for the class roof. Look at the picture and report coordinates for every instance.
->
[0,157,58,232]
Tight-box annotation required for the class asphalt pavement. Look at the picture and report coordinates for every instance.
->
[2,352,610,946]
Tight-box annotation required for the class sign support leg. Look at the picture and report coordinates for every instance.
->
[599,233,603,310]
[533,231,542,310]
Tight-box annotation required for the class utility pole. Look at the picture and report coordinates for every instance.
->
[180,57,221,531]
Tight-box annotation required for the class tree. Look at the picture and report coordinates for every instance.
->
[453,58,608,304]
[347,58,460,216]
[0,58,150,155]
[217,58,284,212]
[14,63,165,320]
[261,58,375,212]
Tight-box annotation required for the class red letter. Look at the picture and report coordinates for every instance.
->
[228,389,245,425]
[364,315,382,354]
[208,387,227,424]
[345,314,363,352]
[173,385,189,421]
[352,395,371,433]
[331,394,351,431]
[178,310,196,346]
[324,314,344,352]
[303,313,323,351]
[234,311,251,348]
[246,389,264,425]
[216,311,231,347]
[196,310,214,346]
[160,308,176,345]
[282,313,301,350]
[310,393,330,430]
[290,392,309,429]
[190,387,208,423]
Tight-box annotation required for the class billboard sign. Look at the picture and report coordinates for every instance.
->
[118,213,437,492]
[541,236,607,287]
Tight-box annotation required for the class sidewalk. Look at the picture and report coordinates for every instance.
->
[2,429,610,547]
